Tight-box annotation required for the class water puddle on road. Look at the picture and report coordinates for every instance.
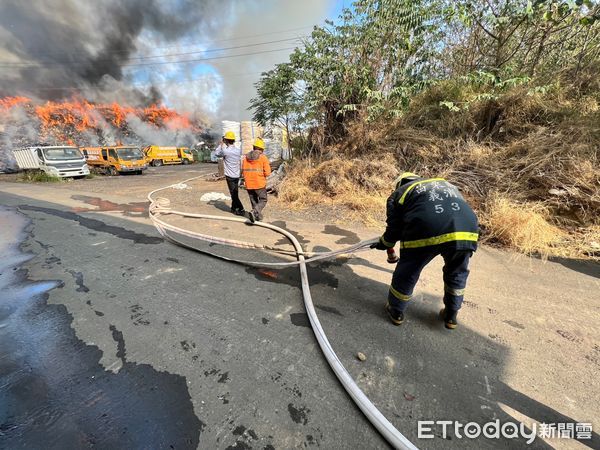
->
[0,206,202,448]
[271,221,311,247]
[18,204,161,244]
[70,195,149,217]
[0,208,61,326]
[322,225,360,244]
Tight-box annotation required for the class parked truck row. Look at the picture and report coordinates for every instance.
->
[10,144,201,179]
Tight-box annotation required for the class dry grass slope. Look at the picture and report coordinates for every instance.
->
[277,81,600,258]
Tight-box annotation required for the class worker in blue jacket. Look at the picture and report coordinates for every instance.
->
[372,172,479,329]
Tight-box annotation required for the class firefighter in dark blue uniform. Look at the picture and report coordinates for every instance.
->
[372,172,479,329]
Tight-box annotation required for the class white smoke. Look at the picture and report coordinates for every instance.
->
[0,105,40,171]
[125,114,196,147]
[183,0,336,120]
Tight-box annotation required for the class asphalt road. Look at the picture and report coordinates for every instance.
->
[0,165,598,449]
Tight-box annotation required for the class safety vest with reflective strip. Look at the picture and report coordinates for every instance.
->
[242,153,271,189]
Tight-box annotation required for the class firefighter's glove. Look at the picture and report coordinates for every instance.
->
[370,238,388,251]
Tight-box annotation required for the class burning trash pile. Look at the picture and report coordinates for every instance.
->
[0,96,207,172]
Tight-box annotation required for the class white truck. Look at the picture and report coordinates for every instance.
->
[12,146,90,178]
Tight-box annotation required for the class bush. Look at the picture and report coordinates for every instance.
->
[18,171,62,183]
[481,195,566,258]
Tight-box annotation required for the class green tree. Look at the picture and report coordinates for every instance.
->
[250,0,600,155]
[250,0,442,146]
[249,63,303,152]
[443,0,600,79]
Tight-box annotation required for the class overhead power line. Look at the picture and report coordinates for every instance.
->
[0,37,305,68]
[23,70,265,92]
[109,46,294,68]
[1,25,314,60]
[0,45,297,70]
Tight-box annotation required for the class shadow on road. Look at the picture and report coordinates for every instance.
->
[225,238,600,449]
[547,256,600,279]
[207,199,232,213]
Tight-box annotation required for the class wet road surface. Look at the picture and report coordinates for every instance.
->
[0,207,201,448]
[0,194,390,449]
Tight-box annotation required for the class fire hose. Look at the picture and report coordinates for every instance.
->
[148,176,417,450]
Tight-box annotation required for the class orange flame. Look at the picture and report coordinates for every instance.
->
[104,102,136,127]
[142,104,192,129]
[1,95,199,144]
[0,96,30,110]
[35,98,99,132]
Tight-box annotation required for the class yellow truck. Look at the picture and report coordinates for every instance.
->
[81,146,148,175]
[143,145,193,166]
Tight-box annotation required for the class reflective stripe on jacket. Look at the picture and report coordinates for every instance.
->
[242,153,271,189]
[382,178,479,251]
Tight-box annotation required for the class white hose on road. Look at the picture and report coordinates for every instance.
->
[148,176,418,450]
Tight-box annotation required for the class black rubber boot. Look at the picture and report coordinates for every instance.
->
[385,303,404,326]
[440,308,458,330]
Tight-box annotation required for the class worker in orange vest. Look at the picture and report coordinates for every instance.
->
[241,138,271,223]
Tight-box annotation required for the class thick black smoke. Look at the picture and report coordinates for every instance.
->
[1,0,335,117]
[0,0,212,105]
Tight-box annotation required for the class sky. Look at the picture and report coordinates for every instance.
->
[0,0,348,125]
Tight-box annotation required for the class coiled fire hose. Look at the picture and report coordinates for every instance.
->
[148,176,417,450]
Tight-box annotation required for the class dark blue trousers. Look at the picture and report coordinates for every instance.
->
[388,248,472,315]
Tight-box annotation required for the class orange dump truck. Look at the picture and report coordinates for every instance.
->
[143,145,193,166]
[81,146,148,175]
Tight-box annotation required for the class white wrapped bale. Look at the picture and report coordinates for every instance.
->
[265,127,283,161]
[241,121,253,154]
[241,121,264,154]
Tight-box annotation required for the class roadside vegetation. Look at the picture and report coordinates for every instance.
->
[17,171,63,183]
[251,0,600,258]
